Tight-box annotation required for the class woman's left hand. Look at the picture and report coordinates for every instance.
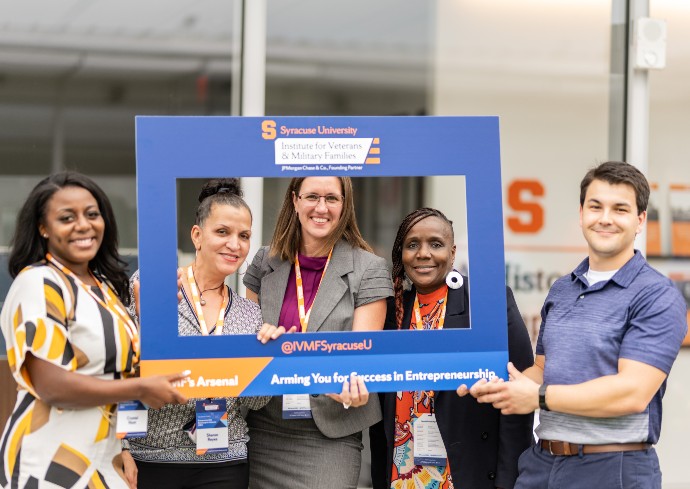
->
[121,449,138,489]
[256,323,297,344]
[326,374,369,409]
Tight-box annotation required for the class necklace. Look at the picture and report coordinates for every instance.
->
[186,265,229,335]
[191,265,224,306]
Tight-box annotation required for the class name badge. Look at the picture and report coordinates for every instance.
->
[413,413,448,466]
[282,394,312,419]
[116,401,148,439]
[195,399,229,455]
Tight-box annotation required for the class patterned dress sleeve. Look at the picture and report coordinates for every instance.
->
[127,269,140,323]
[355,253,393,308]
[0,266,77,397]
[234,292,270,410]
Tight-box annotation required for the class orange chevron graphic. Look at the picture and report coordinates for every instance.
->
[140,357,273,397]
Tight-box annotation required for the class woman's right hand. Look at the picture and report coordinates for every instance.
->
[121,449,138,489]
[256,323,297,344]
[326,373,369,409]
[137,372,189,409]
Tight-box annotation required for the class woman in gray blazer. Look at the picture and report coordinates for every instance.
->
[243,176,393,489]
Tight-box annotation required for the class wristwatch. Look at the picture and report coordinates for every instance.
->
[538,383,550,411]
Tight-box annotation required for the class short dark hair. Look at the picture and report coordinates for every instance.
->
[195,178,251,226]
[580,161,649,214]
[8,171,130,305]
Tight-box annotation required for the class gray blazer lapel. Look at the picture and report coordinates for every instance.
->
[307,241,352,332]
[260,255,292,326]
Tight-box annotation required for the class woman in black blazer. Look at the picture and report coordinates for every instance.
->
[370,208,534,489]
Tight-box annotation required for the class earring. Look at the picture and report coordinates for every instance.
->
[43,234,49,238]
[446,270,463,289]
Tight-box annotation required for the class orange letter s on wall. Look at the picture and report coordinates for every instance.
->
[507,180,544,233]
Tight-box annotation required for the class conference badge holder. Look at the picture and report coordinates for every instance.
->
[116,401,148,439]
[282,394,313,419]
[413,413,448,466]
[195,399,229,455]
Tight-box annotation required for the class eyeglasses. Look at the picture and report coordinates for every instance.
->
[297,193,344,207]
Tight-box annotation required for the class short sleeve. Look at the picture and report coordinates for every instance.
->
[0,267,77,396]
[354,254,393,308]
[619,282,687,374]
[243,247,268,295]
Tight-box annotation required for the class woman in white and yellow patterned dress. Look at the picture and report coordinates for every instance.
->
[0,171,187,489]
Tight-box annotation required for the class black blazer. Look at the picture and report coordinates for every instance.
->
[370,280,534,489]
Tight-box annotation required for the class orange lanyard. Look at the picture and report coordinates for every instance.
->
[186,265,228,336]
[294,249,332,332]
[46,253,139,357]
[412,293,447,330]
[411,288,447,413]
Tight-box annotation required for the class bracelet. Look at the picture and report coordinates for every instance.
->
[538,383,550,411]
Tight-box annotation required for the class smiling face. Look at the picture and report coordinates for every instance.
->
[39,186,105,276]
[402,216,456,295]
[580,179,646,271]
[192,203,252,279]
[292,177,343,255]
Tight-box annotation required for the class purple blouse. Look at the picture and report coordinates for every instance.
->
[278,254,328,332]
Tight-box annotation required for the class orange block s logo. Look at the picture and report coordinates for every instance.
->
[262,120,277,140]
[507,179,544,233]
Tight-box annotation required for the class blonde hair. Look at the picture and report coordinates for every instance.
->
[269,177,372,261]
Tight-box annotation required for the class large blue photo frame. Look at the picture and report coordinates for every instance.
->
[136,116,508,397]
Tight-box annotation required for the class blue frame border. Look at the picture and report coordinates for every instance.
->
[136,116,508,395]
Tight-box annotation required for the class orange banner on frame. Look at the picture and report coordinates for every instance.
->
[140,357,273,397]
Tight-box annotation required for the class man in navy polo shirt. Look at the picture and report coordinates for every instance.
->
[464,161,687,488]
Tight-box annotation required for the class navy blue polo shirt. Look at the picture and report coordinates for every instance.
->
[535,251,687,445]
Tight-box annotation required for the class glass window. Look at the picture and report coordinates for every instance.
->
[0,0,238,245]
[648,3,690,487]
[0,1,238,314]
[432,0,612,342]
[264,1,434,254]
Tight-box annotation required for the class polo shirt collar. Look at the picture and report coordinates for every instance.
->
[571,249,645,288]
